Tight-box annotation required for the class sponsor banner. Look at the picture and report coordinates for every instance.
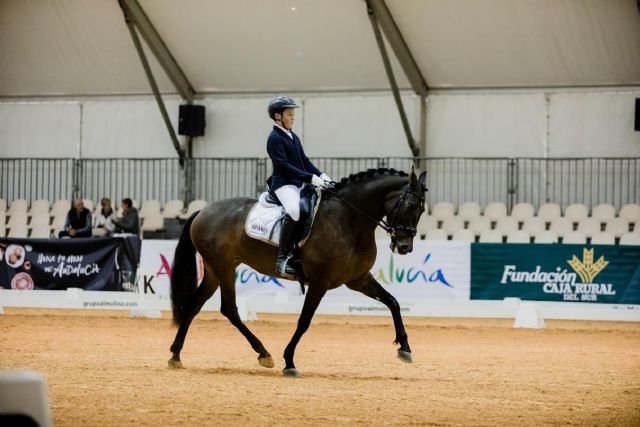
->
[138,239,471,301]
[471,244,640,304]
[0,236,141,291]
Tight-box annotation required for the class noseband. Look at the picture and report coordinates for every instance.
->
[385,187,424,238]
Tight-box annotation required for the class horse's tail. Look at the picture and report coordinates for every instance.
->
[170,211,199,327]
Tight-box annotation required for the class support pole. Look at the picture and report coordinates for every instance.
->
[366,3,419,157]
[123,17,186,163]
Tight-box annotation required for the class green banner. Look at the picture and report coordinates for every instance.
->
[471,244,640,304]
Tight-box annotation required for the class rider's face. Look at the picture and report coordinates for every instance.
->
[280,108,295,130]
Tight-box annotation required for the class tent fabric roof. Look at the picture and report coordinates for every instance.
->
[1,0,638,97]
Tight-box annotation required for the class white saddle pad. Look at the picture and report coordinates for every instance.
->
[245,193,286,246]
[245,191,321,247]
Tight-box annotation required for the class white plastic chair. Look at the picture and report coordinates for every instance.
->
[416,215,438,237]
[441,216,464,236]
[457,202,481,222]
[29,213,51,229]
[590,232,615,245]
[562,231,587,244]
[468,216,492,236]
[577,217,601,238]
[431,202,455,222]
[425,229,448,241]
[605,217,630,238]
[179,200,207,220]
[29,199,50,216]
[30,226,52,238]
[534,230,558,244]
[506,230,530,243]
[484,202,507,221]
[550,217,574,238]
[8,199,28,217]
[141,212,165,237]
[591,204,615,223]
[564,203,588,223]
[7,212,28,228]
[511,203,534,221]
[162,200,184,219]
[479,230,503,243]
[495,216,519,236]
[619,204,640,223]
[8,224,29,238]
[51,199,71,216]
[51,213,67,235]
[451,229,475,242]
[619,233,640,246]
[522,217,546,235]
[139,199,162,220]
[82,199,94,212]
[537,203,561,223]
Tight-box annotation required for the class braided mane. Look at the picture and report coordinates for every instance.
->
[333,168,408,190]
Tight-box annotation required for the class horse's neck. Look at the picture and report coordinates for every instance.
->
[338,176,407,223]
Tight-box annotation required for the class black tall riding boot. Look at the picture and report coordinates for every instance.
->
[275,214,298,279]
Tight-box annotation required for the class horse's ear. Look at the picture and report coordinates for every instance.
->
[410,166,418,188]
[418,171,427,192]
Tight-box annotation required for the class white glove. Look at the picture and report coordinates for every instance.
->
[320,173,332,182]
[311,175,324,187]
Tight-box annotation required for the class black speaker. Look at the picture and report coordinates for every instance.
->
[635,98,640,132]
[178,104,206,136]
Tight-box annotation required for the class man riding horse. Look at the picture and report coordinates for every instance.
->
[266,96,334,279]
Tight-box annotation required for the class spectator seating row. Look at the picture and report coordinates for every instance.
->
[2,199,639,244]
[377,202,640,245]
[0,198,209,238]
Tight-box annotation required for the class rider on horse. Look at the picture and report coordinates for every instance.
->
[266,96,334,279]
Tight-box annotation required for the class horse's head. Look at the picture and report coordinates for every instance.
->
[385,168,427,254]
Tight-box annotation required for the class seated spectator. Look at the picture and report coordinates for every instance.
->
[93,197,116,237]
[112,198,140,235]
[59,198,92,238]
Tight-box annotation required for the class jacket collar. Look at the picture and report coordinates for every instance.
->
[273,124,295,140]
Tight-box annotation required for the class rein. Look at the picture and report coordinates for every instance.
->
[322,185,424,237]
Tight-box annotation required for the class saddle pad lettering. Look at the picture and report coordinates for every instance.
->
[245,203,284,246]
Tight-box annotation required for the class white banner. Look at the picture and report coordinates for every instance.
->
[138,239,470,301]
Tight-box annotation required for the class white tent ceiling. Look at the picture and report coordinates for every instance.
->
[1,0,639,97]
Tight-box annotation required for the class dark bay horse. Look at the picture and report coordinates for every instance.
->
[169,168,427,376]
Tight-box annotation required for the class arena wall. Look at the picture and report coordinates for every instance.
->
[1,89,639,159]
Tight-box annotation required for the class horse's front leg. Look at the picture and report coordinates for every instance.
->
[346,273,412,363]
[282,284,326,377]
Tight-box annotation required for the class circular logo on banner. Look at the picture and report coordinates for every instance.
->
[6,244,26,268]
[11,272,34,290]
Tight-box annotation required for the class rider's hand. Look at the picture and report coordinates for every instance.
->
[311,175,325,188]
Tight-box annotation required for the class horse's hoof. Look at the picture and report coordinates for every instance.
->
[397,350,413,363]
[168,358,184,369]
[258,355,275,369]
[282,368,301,377]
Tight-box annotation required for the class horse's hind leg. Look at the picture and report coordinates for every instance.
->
[168,268,219,368]
[217,270,274,368]
[346,273,412,363]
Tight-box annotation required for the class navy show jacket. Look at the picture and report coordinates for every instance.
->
[266,126,322,191]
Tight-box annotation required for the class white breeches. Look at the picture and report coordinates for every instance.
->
[275,185,301,221]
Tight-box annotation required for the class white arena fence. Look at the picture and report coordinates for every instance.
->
[0,157,638,210]
[1,239,638,322]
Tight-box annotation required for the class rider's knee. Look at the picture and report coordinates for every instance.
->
[288,206,300,222]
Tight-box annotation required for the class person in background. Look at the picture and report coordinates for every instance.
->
[112,198,139,235]
[59,198,92,238]
[93,197,116,237]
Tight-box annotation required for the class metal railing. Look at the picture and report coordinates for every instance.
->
[0,157,637,210]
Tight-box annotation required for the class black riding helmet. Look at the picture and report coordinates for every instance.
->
[268,96,299,120]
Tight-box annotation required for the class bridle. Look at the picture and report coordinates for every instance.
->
[323,184,424,238]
